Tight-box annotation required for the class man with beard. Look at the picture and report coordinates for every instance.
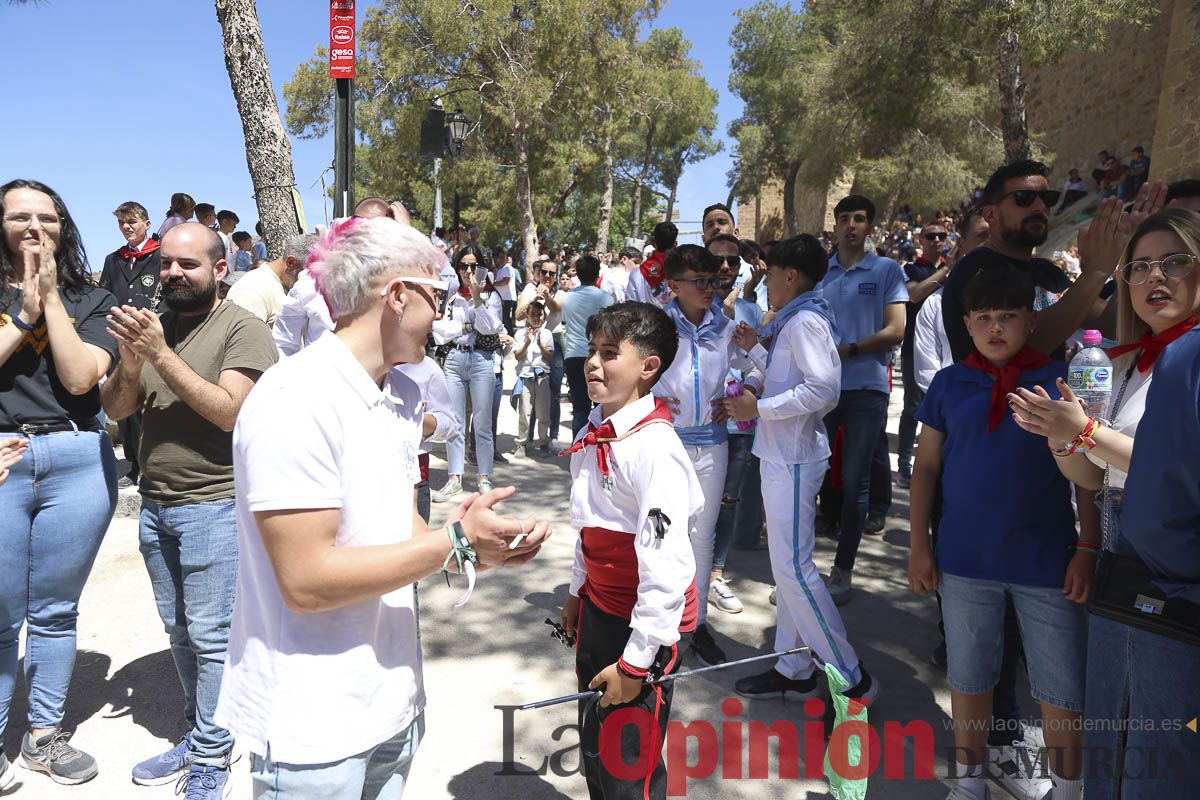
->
[101,222,278,798]
[942,160,1111,362]
[99,201,162,489]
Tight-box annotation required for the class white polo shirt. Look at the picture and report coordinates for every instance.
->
[216,333,426,765]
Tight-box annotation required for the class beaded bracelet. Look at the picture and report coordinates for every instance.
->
[1075,541,1100,556]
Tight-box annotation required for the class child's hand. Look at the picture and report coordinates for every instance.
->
[589,662,643,708]
[560,594,581,641]
[908,549,939,596]
[732,321,758,352]
[658,396,682,419]
[723,392,759,423]
[711,398,731,424]
[1063,551,1096,603]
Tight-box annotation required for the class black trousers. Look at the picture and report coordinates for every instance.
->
[565,356,592,439]
[118,411,142,480]
[576,596,690,800]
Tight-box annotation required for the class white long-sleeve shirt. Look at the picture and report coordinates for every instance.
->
[272,270,334,356]
[745,309,842,466]
[913,288,953,392]
[653,305,763,440]
[568,394,703,670]
[393,357,457,454]
[431,291,504,347]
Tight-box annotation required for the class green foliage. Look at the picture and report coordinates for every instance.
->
[728,0,1158,217]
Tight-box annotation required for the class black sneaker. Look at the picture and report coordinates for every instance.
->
[735,668,820,700]
[493,451,510,464]
[863,513,886,535]
[20,729,97,785]
[689,624,726,665]
[841,664,881,713]
[118,474,137,490]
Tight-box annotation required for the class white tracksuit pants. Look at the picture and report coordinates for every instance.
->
[684,442,728,627]
[761,458,862,685]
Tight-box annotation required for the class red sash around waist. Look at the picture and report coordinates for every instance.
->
[418,452,429,483]
[580,526,697,632]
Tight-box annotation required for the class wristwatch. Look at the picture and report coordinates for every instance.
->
[848,342,860,358]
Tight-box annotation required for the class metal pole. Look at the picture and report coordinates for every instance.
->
[333,77,355,217]
[433,158,443,229]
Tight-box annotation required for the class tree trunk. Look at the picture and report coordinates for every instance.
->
[664,180,678,225]
[879,191,899,227]
[630,118,657,240]
[997,25,1031,163]
[596,119,615,251]
[512,116,539,269]
[782,159,801,237]
[214,0,301,258]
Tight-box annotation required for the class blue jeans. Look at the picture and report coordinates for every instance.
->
[251,713,424,799]
[549,334,565,441]
[445,349,495,476]
[868,429,892,517]
[824,389,890,571]
[140,498,237,763]
[0,429,116,734]
[897,355,923,475]
[713,433,763,569]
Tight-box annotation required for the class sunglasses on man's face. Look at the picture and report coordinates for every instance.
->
[711,254,740,267]
[997,189,1061,208]
[922,231,948,241]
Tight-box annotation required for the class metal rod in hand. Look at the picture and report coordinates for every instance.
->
[517,646,810,711]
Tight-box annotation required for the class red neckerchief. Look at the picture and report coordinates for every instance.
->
[962,346,1051,432]
[1106,316,1199,375]
[118,237,160,263]
[640,250,667,289]
[561,398,673,484]
[457,283,472,299]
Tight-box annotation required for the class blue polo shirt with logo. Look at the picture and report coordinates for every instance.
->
[817,252,909,393]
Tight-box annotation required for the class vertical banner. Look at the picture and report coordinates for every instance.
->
[329,0,356,79]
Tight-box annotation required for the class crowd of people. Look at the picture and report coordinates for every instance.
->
[1,163,1199,800]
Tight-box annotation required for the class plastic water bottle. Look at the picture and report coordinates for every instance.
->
[725,380,757,432]
[1067,330,1113,418]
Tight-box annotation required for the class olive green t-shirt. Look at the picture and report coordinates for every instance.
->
[137,301,278,505]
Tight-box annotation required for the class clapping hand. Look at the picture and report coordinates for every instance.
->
[1007,378,1089,449]
[19,242,58,321]
[1078,180,1167,278]
[107,306,168,364]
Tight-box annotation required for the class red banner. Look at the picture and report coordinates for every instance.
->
[329,0,356,79]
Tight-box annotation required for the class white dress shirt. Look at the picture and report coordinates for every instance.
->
[393,356,458,454]
[653,305,763,438]
[745,308,842,466]
[913,288,953,392]
[568,394,703,669]
[272,269,334,356]
[432,291,505,347]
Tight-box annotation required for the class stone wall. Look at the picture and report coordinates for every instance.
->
[739,171,854,241]
[1148,0,1200,183]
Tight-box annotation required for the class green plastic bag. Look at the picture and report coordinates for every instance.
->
[823,663,869,800]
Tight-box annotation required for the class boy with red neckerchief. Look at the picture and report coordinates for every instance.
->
[908,267,1090,800]
[626,222,677,309]
[559,302,704,800]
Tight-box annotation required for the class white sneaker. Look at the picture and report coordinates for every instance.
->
[431,476,463,503]
[477,476,493,494]
[992,738,1051,800]
[513,445,526,459]
[0,753,15,791]
[708,577,744,614]
[824,566,853,606]
[768,586,777,606]
[548,440,564,455]
[946,786,990,800]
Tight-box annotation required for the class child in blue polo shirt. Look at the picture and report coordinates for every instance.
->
[908,267,1089,800]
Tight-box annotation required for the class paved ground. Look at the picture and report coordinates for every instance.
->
[2,377,1037,800]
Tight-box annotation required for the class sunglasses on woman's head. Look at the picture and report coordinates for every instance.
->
[996,189,1062,208]
[1121,253,1198,285]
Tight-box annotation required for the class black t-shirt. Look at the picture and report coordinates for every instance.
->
[942,247,1073,362]
[0,285,119,427]
[901,257,940,360]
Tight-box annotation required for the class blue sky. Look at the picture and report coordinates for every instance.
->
[1,0,754,264]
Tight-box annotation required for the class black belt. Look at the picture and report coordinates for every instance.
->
[452,344,474,352]
[1,419,101,435]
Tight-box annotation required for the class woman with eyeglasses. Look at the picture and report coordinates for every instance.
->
[431,244,505,501]
[1009,209,1200,799]
[0,180,120,786]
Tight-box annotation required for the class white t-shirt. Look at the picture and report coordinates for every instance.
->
[601,267,631,303]
[226,264,285,326]
[515,326,553,377]
[215,333,426,765]
[1085,361,1150,490]
[519,283,563,331]
[494,264,516,301]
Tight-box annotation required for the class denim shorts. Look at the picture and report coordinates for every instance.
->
[939,571,1086,712]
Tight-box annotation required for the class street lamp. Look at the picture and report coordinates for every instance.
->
[444,108,471,237]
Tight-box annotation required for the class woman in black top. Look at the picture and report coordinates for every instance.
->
[0,179,118,787]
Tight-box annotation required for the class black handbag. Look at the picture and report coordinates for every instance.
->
[473,332,503,353]
[1088,550,1200,646]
